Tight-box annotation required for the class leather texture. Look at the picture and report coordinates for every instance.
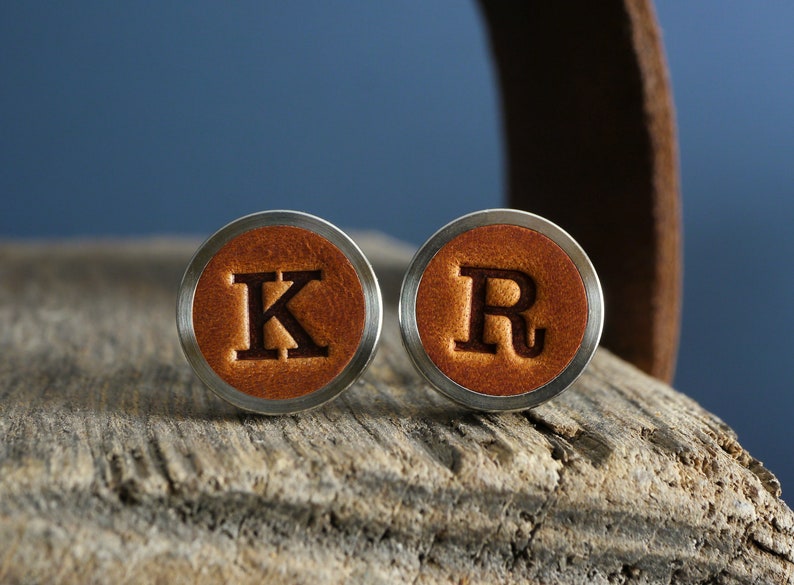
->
[415,224,588,396]
[478,1,681,382]
[192,226,365,400]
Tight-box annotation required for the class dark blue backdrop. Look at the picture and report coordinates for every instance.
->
[0,2,501,240]
[2,2,792,496]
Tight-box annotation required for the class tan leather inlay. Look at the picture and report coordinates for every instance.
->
[415,224,588,396]
[192,226,366,400]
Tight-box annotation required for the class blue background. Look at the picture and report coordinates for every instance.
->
[2,3,792,496]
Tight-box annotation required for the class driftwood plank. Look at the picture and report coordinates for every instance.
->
[0,238,791,584]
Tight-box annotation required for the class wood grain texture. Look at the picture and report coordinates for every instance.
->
[0,238,791,585]
[480,0,682,382]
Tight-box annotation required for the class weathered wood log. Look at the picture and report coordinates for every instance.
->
[0,238,791,584]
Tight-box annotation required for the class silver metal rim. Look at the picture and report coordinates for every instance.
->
[176,210,382,415]
[399,208,604,412]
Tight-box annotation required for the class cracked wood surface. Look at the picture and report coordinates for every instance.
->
[0,237,792,584]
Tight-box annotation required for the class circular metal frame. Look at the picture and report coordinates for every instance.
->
[399,208,603,412]
[177,210,382,415]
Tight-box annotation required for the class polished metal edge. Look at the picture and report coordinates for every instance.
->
[176,210,382,415]
[398,208,604,412]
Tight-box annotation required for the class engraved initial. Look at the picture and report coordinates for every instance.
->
[233,270,328,360]
[454,267,545,358]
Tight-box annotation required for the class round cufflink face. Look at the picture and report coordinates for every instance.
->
[400,209,603,411]
[177,211,381,415]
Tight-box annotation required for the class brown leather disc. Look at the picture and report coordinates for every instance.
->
[414,224,588,396]
[192,225,366,400]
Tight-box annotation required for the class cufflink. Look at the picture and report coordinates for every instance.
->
[399,209,603,411]
[177,211,382,415]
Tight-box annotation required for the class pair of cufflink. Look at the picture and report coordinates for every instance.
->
[176,209,603,415]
